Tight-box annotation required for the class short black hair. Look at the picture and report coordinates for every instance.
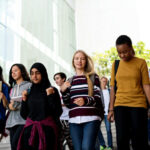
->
[116,35,132,47]
[53,72,67,81]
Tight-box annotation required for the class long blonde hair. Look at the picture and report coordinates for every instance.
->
[72,50,95,96]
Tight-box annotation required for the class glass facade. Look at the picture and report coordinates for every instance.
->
[0,0,76,83]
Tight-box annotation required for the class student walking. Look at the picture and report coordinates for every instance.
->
[17,62,62,150]
[98,76,113,150]
[60,50,104,150]
[108,35,150,150]
[6,64,31,150]
[54,72,74,150]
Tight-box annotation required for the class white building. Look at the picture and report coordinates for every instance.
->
[0,0,76,83]
[75,0,150,55]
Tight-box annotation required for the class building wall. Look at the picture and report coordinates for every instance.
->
[75,0,150,55]
[0,0,76,83]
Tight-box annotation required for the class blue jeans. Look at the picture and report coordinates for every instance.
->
[70,120,100,150]
[95,137,100,150]
[98,115,113,147]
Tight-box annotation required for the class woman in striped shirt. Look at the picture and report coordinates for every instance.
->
[60,50,104,150]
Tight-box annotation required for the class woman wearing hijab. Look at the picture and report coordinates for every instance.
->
[17,62,62,150]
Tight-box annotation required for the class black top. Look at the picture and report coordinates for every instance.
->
[20,84,62,122]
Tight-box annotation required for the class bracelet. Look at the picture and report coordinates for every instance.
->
[109,109,114,112]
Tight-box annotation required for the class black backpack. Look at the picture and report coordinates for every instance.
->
[114,60,120,94]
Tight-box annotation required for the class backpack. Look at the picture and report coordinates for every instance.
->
[114,60,120,94]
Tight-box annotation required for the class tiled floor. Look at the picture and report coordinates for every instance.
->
[100,121,117,150]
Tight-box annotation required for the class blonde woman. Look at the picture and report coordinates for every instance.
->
[60,50,104,150]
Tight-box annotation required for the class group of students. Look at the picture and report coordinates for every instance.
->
[0,35,150,150]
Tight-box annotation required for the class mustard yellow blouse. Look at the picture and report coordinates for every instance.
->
[110,57,150,108]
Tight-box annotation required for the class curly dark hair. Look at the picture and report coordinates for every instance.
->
[9,64,30,88]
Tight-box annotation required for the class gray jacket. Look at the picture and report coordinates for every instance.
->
[6,81,32,128]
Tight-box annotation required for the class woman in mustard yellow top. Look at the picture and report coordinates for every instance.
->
[108,35,150,150]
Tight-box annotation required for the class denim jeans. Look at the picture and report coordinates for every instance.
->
[70,120,100,150]
[94,136,100,150]
[98,115,113,148]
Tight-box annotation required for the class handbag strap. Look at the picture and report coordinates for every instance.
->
[114,60,120,94]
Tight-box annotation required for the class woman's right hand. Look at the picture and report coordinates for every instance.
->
[60,81,71,92]
[107,111,114,122]
[22,90,28,101]
[46,87,55,95]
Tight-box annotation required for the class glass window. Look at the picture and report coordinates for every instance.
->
[0,24,6,60]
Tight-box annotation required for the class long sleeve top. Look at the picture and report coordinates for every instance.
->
[20,84,62,122]
[6,81,31,128]
[0,83,10,120]
[61,74,103,124]
[18,84,62,150]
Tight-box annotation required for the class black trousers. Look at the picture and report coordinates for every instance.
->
[0,119,5,133]
[9,125,24,150]
[114,106,148,150]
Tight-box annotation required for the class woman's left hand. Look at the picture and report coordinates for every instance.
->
[74,97,85,106]
[46,87,55,96]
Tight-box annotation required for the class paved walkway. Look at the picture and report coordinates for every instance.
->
[0,121,116,150]
[0,136,10,150]
[0,122,141,150]
[100,121,117,150]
